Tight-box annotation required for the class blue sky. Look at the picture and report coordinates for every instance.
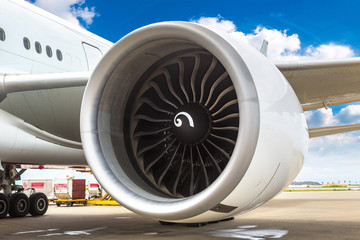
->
[22,0,360,184]
[90,0,360,53]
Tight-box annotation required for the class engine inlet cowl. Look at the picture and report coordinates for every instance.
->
[80,22,260,221]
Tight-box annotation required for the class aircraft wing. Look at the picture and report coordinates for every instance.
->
[276,57,360,111]
[276,57,360,137]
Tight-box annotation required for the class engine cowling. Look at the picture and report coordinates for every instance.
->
[80,22,308,223]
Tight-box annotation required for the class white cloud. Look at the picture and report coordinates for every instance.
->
[295,153,360,183]
[295,139,360,183]
[72,6,97,26]
[194,16,355,61]
[309,133,360,151]
[196,17,237,33]
[306,104,360,128]
[303,104,360,182]
[305,108,338,128]
[29,0,97,27]
[336,105,360,124]
[305,43,355,59]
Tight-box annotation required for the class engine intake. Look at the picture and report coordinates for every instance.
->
[80,22,307,223]
[127,50,240,197]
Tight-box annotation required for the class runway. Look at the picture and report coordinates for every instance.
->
[1,191,360,240]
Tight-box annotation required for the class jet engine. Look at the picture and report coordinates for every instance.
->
[80,22,308,223]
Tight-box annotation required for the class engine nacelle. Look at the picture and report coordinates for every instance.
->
[80,22,308,223]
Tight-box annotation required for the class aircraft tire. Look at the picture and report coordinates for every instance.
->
[29,193,48,216]
[8,193,30,217]
[0,194,9,219]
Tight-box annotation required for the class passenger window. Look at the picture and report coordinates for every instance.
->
[35,41,42,54]
[23,37,30,50]
[46,46,52,57]
[0,28,5,41]
[56,49,63,61]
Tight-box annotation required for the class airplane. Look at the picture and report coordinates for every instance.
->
[1,0,360,223]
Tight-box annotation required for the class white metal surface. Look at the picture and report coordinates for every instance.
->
[0,109,86,165]
[0,0,110,166]
[0,0,112,144]
[81,22,307,222]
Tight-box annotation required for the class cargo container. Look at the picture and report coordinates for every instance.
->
[88,182,99,197]
[54,179,86,200]
[22,179,53,198]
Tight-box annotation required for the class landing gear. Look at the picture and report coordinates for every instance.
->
[0,163,49,219]
[29,193,48,216]
[0,194,9,219]
[0,164,26,195]
[8,193,30,217]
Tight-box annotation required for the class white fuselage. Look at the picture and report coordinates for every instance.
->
[0,0,112,165]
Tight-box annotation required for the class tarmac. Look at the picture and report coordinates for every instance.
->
[1,191,359,240]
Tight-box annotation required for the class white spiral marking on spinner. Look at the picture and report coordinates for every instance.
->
[174,112,194,128]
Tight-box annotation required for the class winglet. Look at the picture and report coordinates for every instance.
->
[260,40,269,57]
